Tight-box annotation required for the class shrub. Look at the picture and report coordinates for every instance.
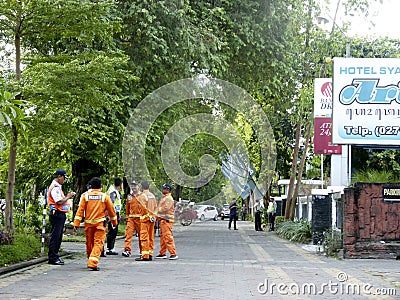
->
[275,216,285,228]
[351,169,397,184]
[0,230,14,245]
[276,220,311,244]
[14,204,43,232]
[322,228,343,257]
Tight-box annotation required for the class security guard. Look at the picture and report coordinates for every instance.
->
[105,178,123,255]
[73,177,117,271]
[155,183,178,260]
[47,169,76,265]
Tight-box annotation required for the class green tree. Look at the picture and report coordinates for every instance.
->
[0,0,134,224]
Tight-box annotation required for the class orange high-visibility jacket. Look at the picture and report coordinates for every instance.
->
[73,189,117,227]
[48,180,69,212]
[157,193,175,222]
[143,190,157,213]
[126,193,142,219]
[138,193,157,222]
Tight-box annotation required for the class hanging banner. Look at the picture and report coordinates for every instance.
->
[314,78,333,117]
[314,117,342,154]
[332,58,400,145]
[314,78,341,154]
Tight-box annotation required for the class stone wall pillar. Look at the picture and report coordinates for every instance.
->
[343,182,400,259]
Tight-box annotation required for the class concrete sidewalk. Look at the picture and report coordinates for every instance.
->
[0,220,399,299]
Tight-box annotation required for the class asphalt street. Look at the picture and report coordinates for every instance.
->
[0,220,399,299]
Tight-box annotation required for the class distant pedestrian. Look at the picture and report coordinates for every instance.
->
[155,183,178,260]
[254,199,262,231]
[228,198,238,230]
[47,169,76,265]
[105,178,123,255]
[241,204,247,221]
[73,177,117,271]
[267,198,277,231]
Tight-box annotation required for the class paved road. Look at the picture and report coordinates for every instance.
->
[0,220,399,299]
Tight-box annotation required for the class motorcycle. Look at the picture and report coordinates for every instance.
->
[175,205,197,226]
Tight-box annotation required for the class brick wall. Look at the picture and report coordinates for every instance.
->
[344,182,400,259]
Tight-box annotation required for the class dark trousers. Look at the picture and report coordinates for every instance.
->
[268,213,276,231]
[241,212,246,221]
[48,210,66,262]
[255,211,262,231]
[106,213,119,250]
[228,214,237,229]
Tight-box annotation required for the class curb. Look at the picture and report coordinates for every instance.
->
[0,252,72,276]
[0,236,126,276]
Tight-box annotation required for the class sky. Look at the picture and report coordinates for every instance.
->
[320,0,400,39]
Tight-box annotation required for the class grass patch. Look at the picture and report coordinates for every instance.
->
[0,231,42,266]
[63,234,86,243]
[118,223,126,236]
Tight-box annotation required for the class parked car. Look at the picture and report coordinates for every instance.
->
[220,204,230,220]
[195,205,219,221]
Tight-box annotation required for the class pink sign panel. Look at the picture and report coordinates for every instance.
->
[314,117,342,155]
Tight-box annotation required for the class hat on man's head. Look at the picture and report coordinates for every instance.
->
[162,183,173,191]
[55,169,68,178]
[131,180,139,186]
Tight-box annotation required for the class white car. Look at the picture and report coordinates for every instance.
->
[195,205,219,221]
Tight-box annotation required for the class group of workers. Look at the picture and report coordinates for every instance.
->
[47,169,178,271]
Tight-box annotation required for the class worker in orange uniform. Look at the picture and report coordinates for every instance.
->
[122,181,142,257]
[135,181,157,261]
[73,177,117,271]
[155,183,178,260]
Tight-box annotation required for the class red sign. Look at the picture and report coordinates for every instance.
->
[314,117,342,154]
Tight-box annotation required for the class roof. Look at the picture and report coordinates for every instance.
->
[277,179,324,186]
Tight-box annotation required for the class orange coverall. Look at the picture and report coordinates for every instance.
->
[124,192,142,254]
[73,189,117,269]
[139,190,157,259]
[157,192,177,256]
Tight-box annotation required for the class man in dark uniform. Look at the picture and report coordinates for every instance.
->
[228,198,238,230]
[47,169,76,265]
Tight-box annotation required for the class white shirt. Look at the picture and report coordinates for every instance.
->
[50,180,64,204]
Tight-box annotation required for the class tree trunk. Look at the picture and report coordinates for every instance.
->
[5,126,18,231]
[284,120,301,220]
[289,121,312,220]
[5,25,22,231]
[176,184,183,202]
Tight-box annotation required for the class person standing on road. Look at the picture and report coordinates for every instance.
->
[73,177,117,271]
[47,169,76,265]
[105,178,123,255]
[254,199,263,231]
[135,181,157,261]
[241,204,247,221]
[122,181,142,257]
[228,198,238,230]
[155,183,178,260]
[267,197,277,231]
